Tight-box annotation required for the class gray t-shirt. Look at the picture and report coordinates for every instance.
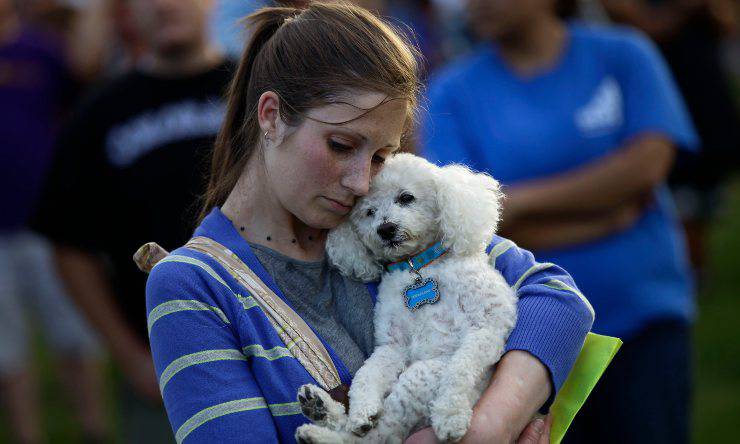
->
[249,242,375,376]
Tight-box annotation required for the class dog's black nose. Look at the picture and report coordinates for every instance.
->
[376,222,398,241]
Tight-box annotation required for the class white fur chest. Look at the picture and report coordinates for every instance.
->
[374,254,516,363]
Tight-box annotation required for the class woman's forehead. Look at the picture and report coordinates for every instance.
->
[306,91,408,127]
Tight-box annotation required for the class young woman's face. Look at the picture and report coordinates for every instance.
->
[262,91,408,230]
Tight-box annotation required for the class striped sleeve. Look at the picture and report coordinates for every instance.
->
[146,255,280,443]
[487,235,594,409]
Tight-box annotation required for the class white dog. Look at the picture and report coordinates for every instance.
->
[295,153,518,443]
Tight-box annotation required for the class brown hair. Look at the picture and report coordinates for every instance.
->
[199,1,421,221]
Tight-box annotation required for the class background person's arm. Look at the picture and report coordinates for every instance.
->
[502,200,645,251]
[501,133,674,222]
[53,245,160,402]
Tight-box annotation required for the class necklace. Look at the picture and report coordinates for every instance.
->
[240,226,314,244]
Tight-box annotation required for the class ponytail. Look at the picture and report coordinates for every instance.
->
[199,7,300,221]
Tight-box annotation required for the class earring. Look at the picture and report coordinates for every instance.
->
[263,130,269,140]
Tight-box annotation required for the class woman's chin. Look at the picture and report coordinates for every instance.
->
[302,211,346,231]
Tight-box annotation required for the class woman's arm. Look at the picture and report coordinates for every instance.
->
[406,236,590,443]
[146,258,281,443]
[465,237,594,442]
[463,350,551,443]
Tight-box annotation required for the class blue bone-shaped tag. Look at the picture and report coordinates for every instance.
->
[404,278,440,310]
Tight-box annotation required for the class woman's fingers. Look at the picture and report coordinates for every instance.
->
[516,415,552,444]
[404,427,440,444]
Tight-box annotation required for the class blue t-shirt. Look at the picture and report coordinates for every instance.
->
[421,23,699,339]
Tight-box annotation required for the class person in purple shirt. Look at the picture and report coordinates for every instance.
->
[0,0,108,442]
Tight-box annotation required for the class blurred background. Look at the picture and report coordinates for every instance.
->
[0,0,738,443]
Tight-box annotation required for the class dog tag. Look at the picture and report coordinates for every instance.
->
[403,278,440,311]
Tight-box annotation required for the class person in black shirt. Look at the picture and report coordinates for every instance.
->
[32,0,234,441]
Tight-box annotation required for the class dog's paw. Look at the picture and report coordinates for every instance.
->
[431,409,472,443]
[348,404,381,437]
[298,384,329,423]
[298,385,348,429]
[295,424,345,444]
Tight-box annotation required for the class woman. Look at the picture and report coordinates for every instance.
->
[422,1,697,443]
[146,3,593,443]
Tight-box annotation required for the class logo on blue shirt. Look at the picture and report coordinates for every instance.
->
[575,76,623,136]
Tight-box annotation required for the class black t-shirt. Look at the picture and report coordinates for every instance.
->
[32,60,235,341]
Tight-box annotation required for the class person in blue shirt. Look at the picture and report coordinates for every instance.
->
[145,3,594,443]
[421,1,698,443]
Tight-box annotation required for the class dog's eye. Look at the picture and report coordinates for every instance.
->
[397,192,415,205]
[366,208,375,217]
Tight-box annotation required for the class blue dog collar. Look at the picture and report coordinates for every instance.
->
[385,241,448,274]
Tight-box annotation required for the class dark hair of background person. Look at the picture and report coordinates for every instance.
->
[199,1,421,221]
[556,0,578,19]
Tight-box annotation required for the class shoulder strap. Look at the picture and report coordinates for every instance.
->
[134,238,343,392]
[184,237,343,391]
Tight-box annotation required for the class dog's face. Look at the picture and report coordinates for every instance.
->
[326,153,502,282]
[349,173,439,263]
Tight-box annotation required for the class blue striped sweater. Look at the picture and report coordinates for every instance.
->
[146,208,594,443]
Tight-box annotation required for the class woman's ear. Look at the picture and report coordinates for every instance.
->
[435,164,503,256]
[257,91,280,136]
[326,221,382,282]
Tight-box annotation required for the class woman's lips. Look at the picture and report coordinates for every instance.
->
[325,197,352,214]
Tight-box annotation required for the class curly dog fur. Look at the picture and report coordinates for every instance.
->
[295,153,518,443]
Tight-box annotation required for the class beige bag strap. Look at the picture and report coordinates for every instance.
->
[134,238,342,391]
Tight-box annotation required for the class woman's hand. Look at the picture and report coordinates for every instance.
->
[404,414,552,444]
[516,415,552,444]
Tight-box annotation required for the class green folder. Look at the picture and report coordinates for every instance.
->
[549,332,623,444]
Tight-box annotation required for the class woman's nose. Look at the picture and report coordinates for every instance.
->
[341,158,372,196]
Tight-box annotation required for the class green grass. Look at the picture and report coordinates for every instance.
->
[692,177,740,444]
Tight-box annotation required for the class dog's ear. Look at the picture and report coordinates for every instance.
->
[326,221,382,282]
[435,164,503,256]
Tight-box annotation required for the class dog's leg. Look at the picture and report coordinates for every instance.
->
[348,343,406,436]
[364,358,445,443]
[295,423,351,444]
[430,326,507,442]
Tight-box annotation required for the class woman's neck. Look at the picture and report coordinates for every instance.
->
[496,15,567,77]
[222,160,328,262]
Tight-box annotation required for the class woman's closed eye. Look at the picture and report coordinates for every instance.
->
[329,139,353,153]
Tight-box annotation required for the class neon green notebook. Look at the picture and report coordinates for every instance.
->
[549,332,622,444]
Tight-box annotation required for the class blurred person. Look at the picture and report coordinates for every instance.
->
[18,0,147,82]
[602,0,740,280]
[30,0,233,441]
[0,0,108,443]
[421,0,698,442]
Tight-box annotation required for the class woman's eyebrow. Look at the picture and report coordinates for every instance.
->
[332,126,399,149]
